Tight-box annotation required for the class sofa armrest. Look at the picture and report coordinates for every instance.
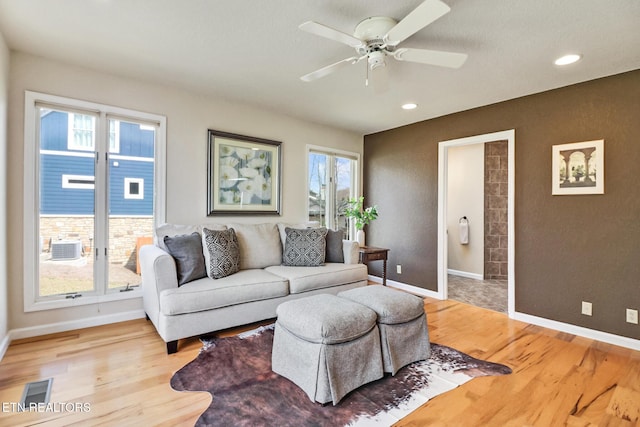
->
[342,240,360,264]
[140,245,178,323]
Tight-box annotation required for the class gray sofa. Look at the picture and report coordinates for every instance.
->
[140,222,368,353]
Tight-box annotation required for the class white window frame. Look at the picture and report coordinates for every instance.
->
[124,177,144,199]
[24,91,166,312]
[306,145,360,237]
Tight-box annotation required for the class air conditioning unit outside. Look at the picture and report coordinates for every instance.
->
[51,240,82,261]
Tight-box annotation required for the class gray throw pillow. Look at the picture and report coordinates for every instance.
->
[283,227,328,267]
[163,232,207,286]
[325,229,344,263]
[203,228,240,279]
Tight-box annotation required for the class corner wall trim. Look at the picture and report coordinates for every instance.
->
[513,311,640,352]
[7,310,146,342]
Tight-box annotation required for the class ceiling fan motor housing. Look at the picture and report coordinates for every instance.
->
[354,16,397,69]
[355,17,397,52]
[354,16,397,42]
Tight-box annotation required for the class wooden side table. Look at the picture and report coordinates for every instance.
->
[358,246,390,285]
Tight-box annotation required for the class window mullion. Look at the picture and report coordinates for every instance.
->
[328,156,338,230]
[93,112,108,295]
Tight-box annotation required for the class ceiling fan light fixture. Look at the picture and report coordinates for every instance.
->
[554,54,582,66]
[368,51,386,70]
[402,103,418,110]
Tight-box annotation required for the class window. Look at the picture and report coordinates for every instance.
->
[68,113,95,151]
[24,91,166,311]
[109,119,120,153]
[307,146,359,238]
[62,174,95,189]
[67,113,120,153]
[124,177,144,199]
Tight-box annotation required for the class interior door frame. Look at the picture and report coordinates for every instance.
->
[437,129,515,316]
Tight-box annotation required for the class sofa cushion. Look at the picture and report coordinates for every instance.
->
[228,223,282,269]
[159,269,289,315]
[325,229,345,263]
[265,263,367,294]
[202,228,240,279]
[163,232,207,286]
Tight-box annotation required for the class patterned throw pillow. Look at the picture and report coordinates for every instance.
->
[283,227,328,267]
[202,228,240,279]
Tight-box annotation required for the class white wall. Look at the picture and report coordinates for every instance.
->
[7,52,362,332]
[0,29,9,357]
[446,144,484,277]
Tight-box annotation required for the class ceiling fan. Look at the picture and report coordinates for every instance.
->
[299,0,467,84]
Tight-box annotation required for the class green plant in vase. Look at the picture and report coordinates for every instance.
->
[345,196,378,246]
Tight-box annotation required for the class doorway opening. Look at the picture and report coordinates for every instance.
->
[437,130,515,316]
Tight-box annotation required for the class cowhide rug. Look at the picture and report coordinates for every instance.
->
[170,325,511,426]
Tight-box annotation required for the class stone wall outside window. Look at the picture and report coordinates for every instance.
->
[40,216,154,271]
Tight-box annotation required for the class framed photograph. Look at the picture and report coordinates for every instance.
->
[207,129,282,215]
[552,140,604,195]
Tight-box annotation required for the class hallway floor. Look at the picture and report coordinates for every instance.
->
[447,274,507,313]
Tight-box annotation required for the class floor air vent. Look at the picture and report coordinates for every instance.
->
[19,378,53,409]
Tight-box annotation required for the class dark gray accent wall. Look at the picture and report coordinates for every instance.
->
[364,69,640,340]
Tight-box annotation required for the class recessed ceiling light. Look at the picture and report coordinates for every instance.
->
[554,54,582,66]
[402,103,417,110]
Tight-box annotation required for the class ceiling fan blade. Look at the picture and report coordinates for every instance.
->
[299,21,364,48]
[394,48,467,68]
[384,0,450,46]
[300,56,361,82]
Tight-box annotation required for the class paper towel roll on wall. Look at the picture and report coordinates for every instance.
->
[459,217,469,245]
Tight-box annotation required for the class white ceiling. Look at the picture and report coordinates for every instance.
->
[0,0,639,135]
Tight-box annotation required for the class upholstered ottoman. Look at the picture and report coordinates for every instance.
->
[338,285,430,375]
[271,294,383,405]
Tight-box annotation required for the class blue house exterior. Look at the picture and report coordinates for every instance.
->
[40,111,154,216]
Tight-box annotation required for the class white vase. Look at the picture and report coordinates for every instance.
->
[356,229,365,247]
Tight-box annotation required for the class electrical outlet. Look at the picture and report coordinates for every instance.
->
[396,265,402,274]
[626,309,638,324]
[581,301,592,316]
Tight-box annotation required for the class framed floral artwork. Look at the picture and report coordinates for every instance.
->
[207,129,282,215]
[552,139,604,195]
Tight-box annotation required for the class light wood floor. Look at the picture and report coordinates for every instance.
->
[1,298,639,427]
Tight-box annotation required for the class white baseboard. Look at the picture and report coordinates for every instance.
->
[367,275,440,299]
[513,311,640,352]
[447,269,484,280]
[8,309,146,342]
